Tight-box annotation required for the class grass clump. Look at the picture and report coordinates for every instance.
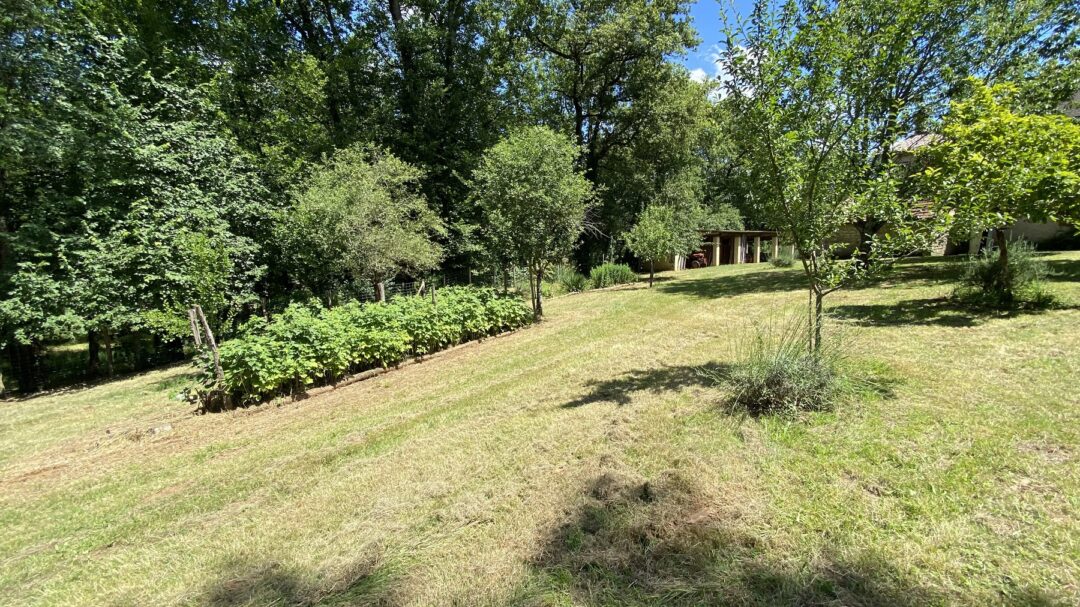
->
[954,240,1057,310]
[770,251,795,267]
[589,263,638,289]
[716,317,844,416]
[552,263,589,293]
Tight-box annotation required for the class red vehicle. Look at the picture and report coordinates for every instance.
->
[686,251,707,269]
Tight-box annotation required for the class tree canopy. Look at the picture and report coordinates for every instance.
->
[1,0,1077,390]
[470,126,594,317]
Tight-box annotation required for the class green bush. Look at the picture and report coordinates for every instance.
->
[589,263,638,289]
[552,264,589,293]
[713,317,843,416]
[955,240,1056,309]
[201,287,532,407]
[770,251,795,267]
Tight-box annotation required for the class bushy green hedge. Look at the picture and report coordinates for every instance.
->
[201,287,532,406]
[589,263,638,289]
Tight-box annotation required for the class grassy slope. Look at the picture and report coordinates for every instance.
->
[1,253,1078,607]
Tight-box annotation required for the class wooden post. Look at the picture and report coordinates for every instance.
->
[733,235,743,264]
[753,236,762,263]
[194,305,224,384]
[188,308,203,348]
[712,235,721,266]
[772,238,779,260]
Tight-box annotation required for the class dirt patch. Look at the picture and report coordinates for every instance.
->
[1018,440,1072,465]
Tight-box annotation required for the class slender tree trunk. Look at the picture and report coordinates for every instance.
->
[534,268,544,319]
[813,290,824,354]
[649,261,655,287]
[376,281,386,302]
[104,328,115,377]
[87,329,100,378]
[995,230,1011,302]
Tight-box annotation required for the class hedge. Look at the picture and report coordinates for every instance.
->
[197,287,532,406]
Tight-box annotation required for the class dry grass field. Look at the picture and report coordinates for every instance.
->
[2,253,1079,606]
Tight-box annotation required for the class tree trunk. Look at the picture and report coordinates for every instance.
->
[995,229,1011,302]
[649,261,655,288]
[104,328,115,377]
[813,291,824,354]
[87,329,100,378]
[535,268,544,319]
[7,343,40,393]
[376,281,386,302]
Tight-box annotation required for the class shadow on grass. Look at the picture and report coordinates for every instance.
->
[521,471,1009,607]
[656,268,806,299]
[195,553,399,607]
[829,297,984,328]
[830,296,1073,328]
[1044,257,1080,282]
[562,362,730,408]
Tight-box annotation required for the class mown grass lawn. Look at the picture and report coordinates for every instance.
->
[2,253,1079,606]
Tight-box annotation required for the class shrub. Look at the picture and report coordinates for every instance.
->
[589,263,638,289]
[713,317,843,416]
[954,240,1056,309]
[199,287,532,407]
[770,251,794,267]
[552,264,589,293]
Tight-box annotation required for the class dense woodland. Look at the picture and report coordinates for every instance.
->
[2,0,1078,392]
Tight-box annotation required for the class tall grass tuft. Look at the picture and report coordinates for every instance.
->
[589,263,638,289]
[770,251,795,267]
[715,316,845,416]
[552,263,589,293]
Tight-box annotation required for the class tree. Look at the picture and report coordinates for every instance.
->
[719,0,940,353]
[625,205,700,287]
[471,126,594,318]
[513,0,699,264]
[918,81,1080,302]
[279,145,446,303]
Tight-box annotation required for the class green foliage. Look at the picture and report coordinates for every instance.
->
[626,206,701,268]
[717,317,844,416]
[471,126,595,316]
[919,81,1080,236]
[770,252,795,268]
[552,264,589,294]
[955,240,1057,310]
[201,287,532,405]
[698,203,744,232]
[589,264,638,289]
[278,145,446,297]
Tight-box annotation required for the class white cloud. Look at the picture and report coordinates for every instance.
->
[689,68,709,83]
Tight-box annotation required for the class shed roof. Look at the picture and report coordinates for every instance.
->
[700,229,779,237]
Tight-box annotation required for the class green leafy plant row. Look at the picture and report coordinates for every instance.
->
[197,287,533,407]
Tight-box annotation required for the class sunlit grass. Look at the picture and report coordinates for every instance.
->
[1,252,1078,606]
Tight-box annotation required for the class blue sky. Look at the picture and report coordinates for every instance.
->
[682,0,756,80]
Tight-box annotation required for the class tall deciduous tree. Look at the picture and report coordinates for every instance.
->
[513,0,698,264]
[471,126,595,318]
[918,81,1080,302]
[719,0,940,352]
